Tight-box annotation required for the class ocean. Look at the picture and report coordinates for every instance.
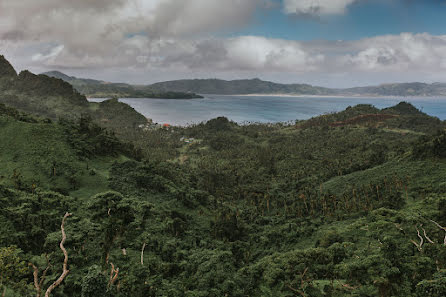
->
[89,95,446,126]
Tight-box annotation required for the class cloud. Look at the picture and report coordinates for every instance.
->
[283,0,357,16]
[223,36,323,71]
[341,33,446,71]
[131,33,446,75]
[0,0,262,42]
[117,36,323,73]
[4,30,446,86]
[0,0,268,68]
[1,0,446,87]
[145,0,261,37]
[32,45,65,62]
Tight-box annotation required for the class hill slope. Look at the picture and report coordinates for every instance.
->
[0,55,17,79]
[150,77,446,96]
[0,56,148,136]
[0,98,446,296]
[43,71,203,99]
[2,54,446,297]
[150,78,334,95]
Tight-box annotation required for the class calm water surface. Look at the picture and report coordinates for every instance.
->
[89,95,446,126]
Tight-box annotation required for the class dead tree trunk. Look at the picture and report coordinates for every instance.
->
[411,226,424,252]
[422,227,435,244]
[108,262,119,288]
[141,243,146,266]
[44,212,71,297]
[30,261,50,297]
[431,220,446,245]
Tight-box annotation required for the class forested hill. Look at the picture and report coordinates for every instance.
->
[2,52,446,296]
[0,55,148,136]
[42,71,203,99]
[150,78,333,95]
[344,82,446,97]
[43,69,446,97]
[1,90,446,296]
[150,77,446,96]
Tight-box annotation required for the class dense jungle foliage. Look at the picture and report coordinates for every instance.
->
[1,56,446,297]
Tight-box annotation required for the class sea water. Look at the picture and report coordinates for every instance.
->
[89,95,446,126]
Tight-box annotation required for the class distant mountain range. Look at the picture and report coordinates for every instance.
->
[150,78,446,97]
[42,71,202,99]
[150,78,333,95]
[42,70,446,98]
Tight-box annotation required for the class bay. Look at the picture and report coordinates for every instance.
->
[89,95,446,126]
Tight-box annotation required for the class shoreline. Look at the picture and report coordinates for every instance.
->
[88,94,446,100]
[228,94,446,99]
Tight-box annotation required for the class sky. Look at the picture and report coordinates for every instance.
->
[1,0,446,87]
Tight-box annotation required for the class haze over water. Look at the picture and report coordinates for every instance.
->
[90,96,446,126]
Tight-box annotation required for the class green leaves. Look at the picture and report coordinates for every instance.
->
[81,265,110,297]
[0,99,446,296]
[416,270,446,297]
[0,246,31,294]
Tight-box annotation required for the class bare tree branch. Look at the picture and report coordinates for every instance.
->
[422,227,435,244]
[31,264,41,297]
[394,223,403,232]
[410,226,424,252]
[30,254,51,296]
[111,268,119,286]
[430,220,446,245]
[44,212,72,297]
[417,227,424,249]
[109,262,119,288]
[286,284,306,297]
[40,255,51,289]
[141,242,146,266]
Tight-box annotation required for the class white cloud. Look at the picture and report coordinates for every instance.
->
[342,33,446,71]
[4,31,446,88]
[0,0,262,42]
[32,45,65,62]
[1,0,446,87]
[118,36,322,73]
[145,0,260,37]
[283,0,356,16]
[0,0,266,69]
[225,36,322,71]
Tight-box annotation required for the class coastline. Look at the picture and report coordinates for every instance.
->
[225,94,446,99]
[233,94,361,98]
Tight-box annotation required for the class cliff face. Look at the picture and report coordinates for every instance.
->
[0,55,17,79]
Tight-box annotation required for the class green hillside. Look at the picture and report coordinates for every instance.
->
[42,69,446,97]
[1,56,446,297]
[150,78,333,95]
[0,56,148,138]
[1,95,446,296]
[150,78,446,96]
[43,71,203,99]
[346,82,446,97]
